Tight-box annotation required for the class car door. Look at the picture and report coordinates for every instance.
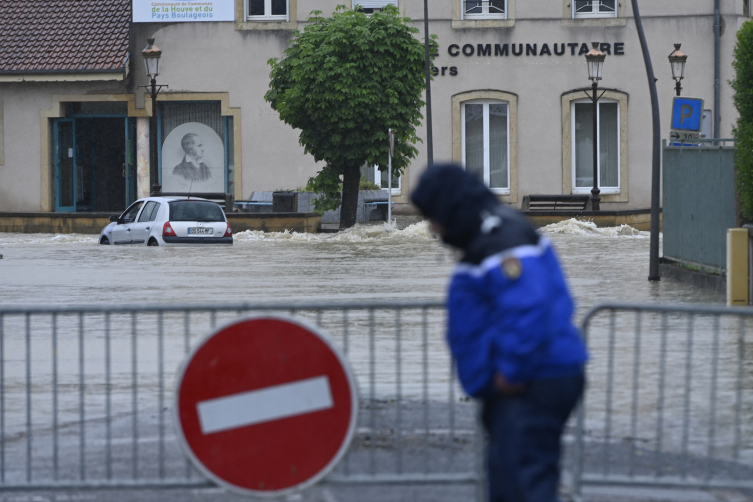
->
[111,201,144,245]
[131,201,160,244]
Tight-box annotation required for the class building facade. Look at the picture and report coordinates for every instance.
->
[0,0,749,214]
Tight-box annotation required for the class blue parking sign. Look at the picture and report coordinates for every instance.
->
[671,97,704,132]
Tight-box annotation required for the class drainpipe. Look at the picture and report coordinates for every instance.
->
[714,0,721,140]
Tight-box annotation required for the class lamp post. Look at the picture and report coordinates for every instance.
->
[423,0,433,165]
[141,39,165,195]
[668,43,688,96]
[629,0,662,281]
[585,42,606,211]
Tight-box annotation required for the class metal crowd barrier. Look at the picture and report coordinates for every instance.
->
[572,303,753,496]
[0,301,483,497]
[5,300,751,499]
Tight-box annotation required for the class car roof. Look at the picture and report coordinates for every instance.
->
[141,196,216,204]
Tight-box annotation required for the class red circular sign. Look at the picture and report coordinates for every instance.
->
[174,315,358,496]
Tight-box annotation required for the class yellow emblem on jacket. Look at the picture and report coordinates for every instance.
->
[501,257,522,280]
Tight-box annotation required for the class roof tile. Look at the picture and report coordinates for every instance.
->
[0,0,130,72]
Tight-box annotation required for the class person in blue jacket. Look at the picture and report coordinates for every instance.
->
[411,164,588,502]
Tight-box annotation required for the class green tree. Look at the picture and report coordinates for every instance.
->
[732,20,753,221]
[265,5,433,228]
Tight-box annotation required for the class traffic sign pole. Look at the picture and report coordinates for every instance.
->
[388,128,394,226]
[174,315,358,497]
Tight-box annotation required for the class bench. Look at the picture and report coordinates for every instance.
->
[153,192,235,212]
[521,195,592,211]
[363,199,395,221]
[235,201,273,211]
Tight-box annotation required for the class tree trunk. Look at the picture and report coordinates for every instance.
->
[340,165,360,229]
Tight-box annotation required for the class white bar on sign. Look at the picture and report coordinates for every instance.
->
[197,375,333,435]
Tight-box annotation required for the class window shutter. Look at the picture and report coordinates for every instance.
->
[354,0,398,8]
[286,0,289,22]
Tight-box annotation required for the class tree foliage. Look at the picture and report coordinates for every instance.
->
[265,5,434,227]
[732,20,753,221]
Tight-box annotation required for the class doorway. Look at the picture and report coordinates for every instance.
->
[53,102,137,212]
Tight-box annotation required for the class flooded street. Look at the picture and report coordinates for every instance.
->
[0,219,723,311]
[1,219,747,487]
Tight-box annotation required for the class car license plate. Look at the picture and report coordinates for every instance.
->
[188,228,213,235]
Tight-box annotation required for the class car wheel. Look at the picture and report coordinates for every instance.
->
[100,236,110,245]
[147,238,159,247]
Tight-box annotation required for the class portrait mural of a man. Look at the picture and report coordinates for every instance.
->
[173,133,212,182]
[162,122,224,192]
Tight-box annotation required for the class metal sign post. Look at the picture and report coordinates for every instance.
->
[388,129,395,226]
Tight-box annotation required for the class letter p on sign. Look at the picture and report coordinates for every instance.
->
[671,97,704,132]
[680,105,693,124]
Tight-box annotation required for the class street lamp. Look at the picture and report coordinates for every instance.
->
[584,42,606,211]
[141,38,166,195]
[668,43,688,96]
[423,0,433,164]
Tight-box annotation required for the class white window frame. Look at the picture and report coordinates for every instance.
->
[461,99,511,194]
[372,166,401,195]
[572,0,616,18]
[462,0,507,20]
[570,98,620,194]
[353,0,397,14]
[247,0,288,21]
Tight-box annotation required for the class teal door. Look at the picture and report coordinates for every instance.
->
[54,119,77,212]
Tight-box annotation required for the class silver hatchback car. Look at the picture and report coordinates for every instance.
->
[99,197,233,246]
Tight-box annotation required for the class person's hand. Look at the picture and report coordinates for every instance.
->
[494,372,526,395]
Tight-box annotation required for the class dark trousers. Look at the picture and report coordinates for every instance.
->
[482,373,585,502]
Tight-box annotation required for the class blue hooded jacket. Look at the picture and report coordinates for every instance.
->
[411,164,588,397]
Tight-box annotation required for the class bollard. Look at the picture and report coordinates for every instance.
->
[727,228,749,306]
[746,225,753,305]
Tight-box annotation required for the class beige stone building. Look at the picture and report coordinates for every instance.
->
[0,0,749,214]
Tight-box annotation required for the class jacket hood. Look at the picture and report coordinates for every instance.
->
[410,164,500,248]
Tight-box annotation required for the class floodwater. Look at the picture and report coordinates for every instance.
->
[0,218,722,310]
[1,218,747,482]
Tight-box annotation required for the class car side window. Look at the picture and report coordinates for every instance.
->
[121,201,144,223]
[138,201,160,222]
[147,202,161,222]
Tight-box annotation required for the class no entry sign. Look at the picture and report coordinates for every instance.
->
[174,315,358,496]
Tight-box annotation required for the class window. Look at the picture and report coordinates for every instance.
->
[571,100,620,193]
[454,0,514,27]
[463,0,506,19]
[353,0,397,14]
[248,0,287,20]
[361,165,401,194]
[745,0,751,18]
[573,0,616,18]
[462,100,509,192]
[137,201,161,222]
[121,201,144,223]
[453,91,517,202]
[169,201,226,222]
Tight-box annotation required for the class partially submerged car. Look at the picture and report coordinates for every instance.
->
[100,197,233,246]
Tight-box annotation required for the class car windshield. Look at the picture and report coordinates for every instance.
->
[168,201,225,222]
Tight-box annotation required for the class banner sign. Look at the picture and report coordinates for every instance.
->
[133,0,234,22]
